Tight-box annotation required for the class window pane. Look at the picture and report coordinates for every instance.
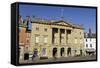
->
[90,44,92,48]
[80,38,82,43]
[67,30,71,34]
[35,36,39,43]
[44,37,47,43]
[42,48,46,55]
[86,39,87,42]
[75,39,77,44]
[86,44,88,47]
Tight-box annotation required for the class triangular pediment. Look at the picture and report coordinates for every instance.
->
[55,20,72,26]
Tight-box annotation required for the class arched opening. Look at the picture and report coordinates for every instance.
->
[67,47,71,56]
[32,48,38,59]
[42,48,46,56]
[24,53,29,60]
[60,48,65,57]
[80,50,82,56]
[52,48,57,58]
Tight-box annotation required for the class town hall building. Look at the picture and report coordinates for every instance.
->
[29,17,85,59]
[19,16,85,60]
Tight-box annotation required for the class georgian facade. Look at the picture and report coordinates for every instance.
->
[29,18,85,59]
[19,16,85,60]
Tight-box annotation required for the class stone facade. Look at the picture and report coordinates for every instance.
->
[19,16,85,60]
[29,18,85,59]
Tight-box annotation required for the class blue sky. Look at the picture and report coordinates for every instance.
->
[19,4,96,33]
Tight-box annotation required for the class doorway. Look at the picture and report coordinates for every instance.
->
[80,50,82,56]
[60,48,64,57]
[67,47,71,56]
[53,48,57,58]
[32,48,38,59]
[24,53,29,60]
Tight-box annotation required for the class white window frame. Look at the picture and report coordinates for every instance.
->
[80,38,82,43]
[35,36,39,43]
[75,38,77,44]
[44,36,47,43]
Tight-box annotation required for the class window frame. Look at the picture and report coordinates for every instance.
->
[35,35,40,43]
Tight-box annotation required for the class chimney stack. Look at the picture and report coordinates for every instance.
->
[26,16,30,22]
[19,15,23,24]
[23,16,30,29]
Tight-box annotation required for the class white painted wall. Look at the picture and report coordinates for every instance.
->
[84,38,96,50]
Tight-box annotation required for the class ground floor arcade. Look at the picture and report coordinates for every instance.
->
[19,45,85,61]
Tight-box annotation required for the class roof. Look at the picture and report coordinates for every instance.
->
[19,16,29,28]
[26,29,31,33]
[19,16,84,29]
[85,48,96,52]
[19,23,27,28]
[31,17,84,29]
[84,33,96,38]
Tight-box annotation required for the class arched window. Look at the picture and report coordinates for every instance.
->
[60,48,64,56]
[42,48,46,56]
[33,48,38,57]
[53,48,57,57]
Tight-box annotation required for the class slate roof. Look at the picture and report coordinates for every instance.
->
[84,33,96,38]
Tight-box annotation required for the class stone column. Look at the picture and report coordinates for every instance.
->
[64,47,68,57]
[58,28,60,45]
[57,29,61,58]
[65,29,67,45]
[57,47,60,58]
[71,48,75,56]
[46,27,53,58]
[48,28,52,45]
[48,46,52,58]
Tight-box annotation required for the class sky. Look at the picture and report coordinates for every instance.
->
[19,4,96,33]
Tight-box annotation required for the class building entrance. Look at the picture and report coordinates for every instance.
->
[53,48,57,58]
[60,48,64,57]
[32,48,38,59]
[24,53,29,60]
[67,47,71,56]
